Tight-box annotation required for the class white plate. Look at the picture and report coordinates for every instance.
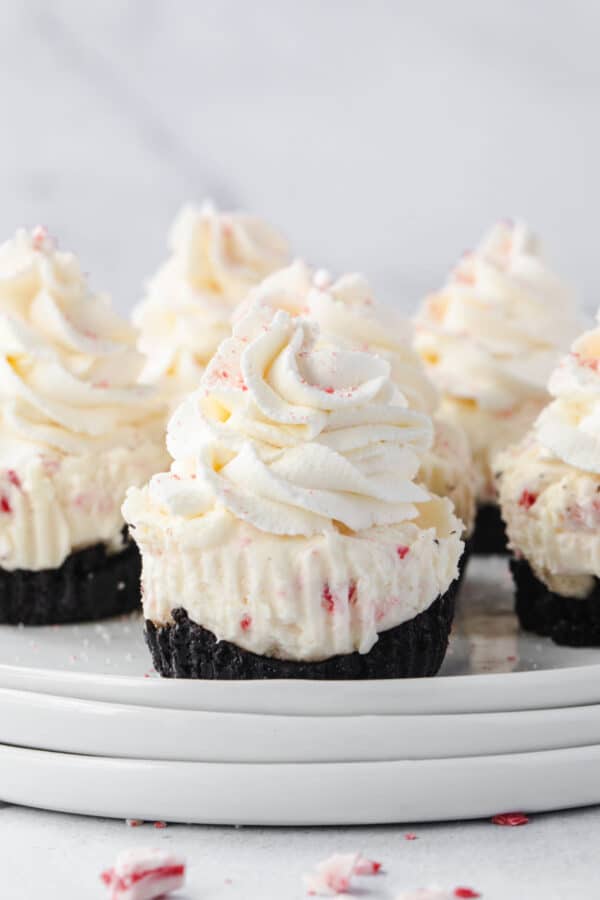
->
[4,687,600,762]
[1,557,600,714]
[2,742,600,825]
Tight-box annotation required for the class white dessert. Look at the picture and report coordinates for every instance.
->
[124,304,463,662]
[133,202,290,407]
[235,261,476,535]
[414,220,584,502]
[0,227,167,571]
[498,312,600,597]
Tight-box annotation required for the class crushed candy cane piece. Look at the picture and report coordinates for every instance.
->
[304,853,358,895]
[354,856,382,875]
[304,853,384,894]
[404,832,418,840]
[153,821,167,829]
[101,847,185,900]
[492,811,529,826]
[125,819,144,828]
[454,890,481,899]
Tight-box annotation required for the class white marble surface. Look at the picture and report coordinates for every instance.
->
[2,802,598,900]
[1,4,599,896]
[1,1,599,315]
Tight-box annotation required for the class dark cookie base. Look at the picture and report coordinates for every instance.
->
[469,503,508,556]
[449,546,470,603]
[0,532,142,625]
[145,591,455,680]
[510,557,600,646]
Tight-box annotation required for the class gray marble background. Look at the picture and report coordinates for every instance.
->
[1,0,598,316]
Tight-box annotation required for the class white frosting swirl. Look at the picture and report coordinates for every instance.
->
[133,203,290,403]
[414,220,584,500]
[161,305,432,536]
[535,313,600,473]
[235,263,475,532]
[414,220,583,411]
[0,227,167,570]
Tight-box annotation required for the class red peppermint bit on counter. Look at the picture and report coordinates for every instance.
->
[153,821,167,829]
[404,832,418,840]
[322,584,335,613]
[7,470,21,489]
[454,889,481,898]
[240,614,252,631]
[101,848,185,899]
[304,853,357,895]
[354,857,382,875]
[492,811,529,826]
[0,495,12,514]
[397,545,410,560]
[518,490,538,510]
[125,819,143,827]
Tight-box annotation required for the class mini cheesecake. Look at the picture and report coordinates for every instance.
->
[498,312,600,645]
[0,227,167,624]
[133,202,290,410]
[414,220,584,554]
[124,303,464,679]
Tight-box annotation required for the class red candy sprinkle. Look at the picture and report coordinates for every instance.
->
[322,585,335,613]
[348,581,358,606]
[323,386,335,394]
[240,614,252,631]
[518,490,538,510]
[0,496,11,514]
[454,889,481,898]
[397,545,410,560]
[153,821,167,829]
[7,470,21,489]
[404,833,418,840]
[492,812,529,826]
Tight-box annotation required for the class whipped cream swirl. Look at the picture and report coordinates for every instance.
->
[0,227,162,458]
[133,203,290,398]
[535,313,600,473]
[414,220,584,411]
[240,261,439,414]
[151,305,433,537]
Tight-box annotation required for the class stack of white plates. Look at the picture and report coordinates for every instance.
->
[1,556,600,825]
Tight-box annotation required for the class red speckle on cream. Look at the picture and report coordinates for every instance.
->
[32,225,48,248]
[397,545,410,560]
[573,352,600,372]
[7,470,21,489]
[323,386,335,394]
[348,581,358,606]
[518,490,538,510]
[322,585,335,613]
[454,889,481,898]
[240,615,252,631]
[0,496,12,514]
[492,812,529,826]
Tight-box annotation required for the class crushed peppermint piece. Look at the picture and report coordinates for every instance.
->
[0,495,12,514]
[304,853,384,895]
[492,812,529,826]
[397,545,410,560]
[240,614,252,631]
[454,890,481,898]
[100,847,185,899]
[321,585,335,613]
[7,470,21,489]
[126,819,143,828]
[354,856,382,875]
[153,821,167,829]
[518,490,538,510]
[404,833,418,840]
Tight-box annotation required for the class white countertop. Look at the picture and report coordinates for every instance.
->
[3,801,597,899]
